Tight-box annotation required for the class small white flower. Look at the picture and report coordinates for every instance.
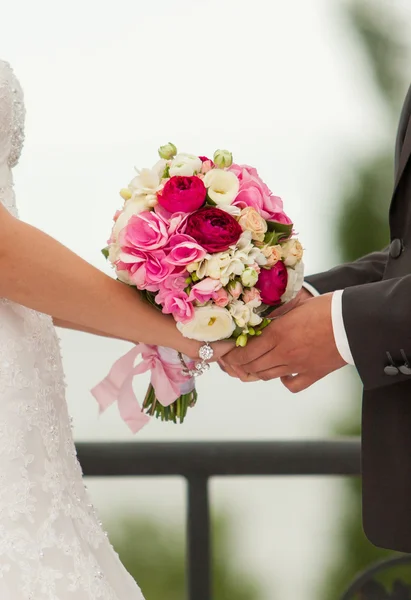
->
[220,204,242,217]
[248,310,263,327]
[203,169,240,206]
[169,153,202,177]
[177,306,235,342]
[281,261,305,304]
[241,268,258,288]
[281,239,304,268]
[229,300,251,329]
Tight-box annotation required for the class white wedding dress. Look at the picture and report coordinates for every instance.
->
[0,60,145,600]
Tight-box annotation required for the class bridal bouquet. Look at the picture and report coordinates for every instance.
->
[92,144,304,432]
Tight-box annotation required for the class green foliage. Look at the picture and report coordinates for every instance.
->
[106,512,263,600]
[319,1,409,598]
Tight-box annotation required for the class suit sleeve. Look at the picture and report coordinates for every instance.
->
[342,274,411,390]
[304,247,388,294]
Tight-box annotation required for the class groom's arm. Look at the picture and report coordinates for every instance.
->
[304,247,389,294]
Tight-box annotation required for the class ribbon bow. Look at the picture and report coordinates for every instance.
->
[91,344,195,434]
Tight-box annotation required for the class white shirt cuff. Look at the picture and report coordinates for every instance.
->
[302,282,320,297]
[331,290,355,366]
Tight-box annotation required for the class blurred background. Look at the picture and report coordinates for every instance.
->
[2,0,411,597]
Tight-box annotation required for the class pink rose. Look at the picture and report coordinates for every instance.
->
[229,164,291,223]
[242,287,261,305]
[157,176,206,214]
[118,249,172,292]
[213,287,230,307]
[166,234,207,267]
[188,278,221,304]
[185,206,242,253]
[158,289,194,324]
[256,261,288,305]
[120,211,169,252]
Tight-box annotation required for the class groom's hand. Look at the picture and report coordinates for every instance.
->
[222,293,346,392]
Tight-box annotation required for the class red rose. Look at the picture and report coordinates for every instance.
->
[186,206,243,253]
[157,176,206,214]
[256,261,288,305]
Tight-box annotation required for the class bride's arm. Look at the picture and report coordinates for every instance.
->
[52,318,130,340]
[0,205,200,356]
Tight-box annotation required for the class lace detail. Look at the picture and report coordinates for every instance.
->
[0,61,145,599]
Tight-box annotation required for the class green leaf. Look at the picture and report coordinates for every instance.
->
[266,220,293,240]
[101,246,109,259]
[263,231,279,246]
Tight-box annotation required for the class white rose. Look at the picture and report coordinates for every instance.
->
[281,239,304,267]
[281,261,305,304]
[241,268,258,288]
[177,306,235,342]
[169,153,202,177]
[203,169,240,206]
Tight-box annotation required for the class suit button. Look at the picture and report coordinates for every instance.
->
[384,365,399,376]
[390,238,403,258]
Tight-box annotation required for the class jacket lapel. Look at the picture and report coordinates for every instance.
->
[394,113,411,193]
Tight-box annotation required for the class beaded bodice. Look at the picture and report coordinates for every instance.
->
[0,60,25,217]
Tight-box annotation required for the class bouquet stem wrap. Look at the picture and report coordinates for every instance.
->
[91,344,196,433]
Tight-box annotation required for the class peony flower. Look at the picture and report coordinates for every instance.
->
[157,176,206,214]
[256,261,288,305]
[188,278,222,304]
[177,306,235,341]
[213,149,233,168]
[241,267,259,288]
[281,239,304,268]
[158,142,177,160]
[203,169,240,206]
[213,287,230,307]
[158,289,194,324]
[281,261,305,304]
[169,153,202,177]
[166,234,207,267]
[120,211,169,252]
[242,287,261,308]
[229,163,290,222]
[186,206,242,253]
[227,280,243,300]
[238,207,268,242]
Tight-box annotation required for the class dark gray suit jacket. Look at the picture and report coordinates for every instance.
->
[306,84,411,552]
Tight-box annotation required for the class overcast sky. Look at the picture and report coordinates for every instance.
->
[2,0,411,598]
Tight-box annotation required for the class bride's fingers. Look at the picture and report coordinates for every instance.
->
[219,358,259,382]
[210,340,236,362]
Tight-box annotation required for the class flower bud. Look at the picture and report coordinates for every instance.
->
[227,280,243,299]
[119,188,132,201]
[213,149,233,168]
[158,142,177,160]
[241,268,258,288]
[236,334,248,347]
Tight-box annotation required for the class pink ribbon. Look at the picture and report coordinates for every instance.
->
[91,344,195,434]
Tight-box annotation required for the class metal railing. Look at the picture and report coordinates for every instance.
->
[76,440,411,600]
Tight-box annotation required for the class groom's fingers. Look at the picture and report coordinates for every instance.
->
[239,349,286,376]
[253,365,292,381]
[224,330,277,367]
[219,359,259,382]
[281,373,316,393]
